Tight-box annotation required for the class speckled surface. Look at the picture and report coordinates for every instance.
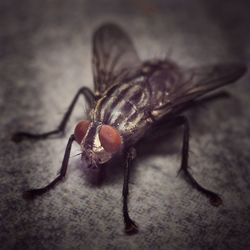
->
[1,1,250,249]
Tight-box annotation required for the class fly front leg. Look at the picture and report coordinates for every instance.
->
[12,87,95,143]
[123,147,138,234]
[174,116,222,206]
[23,134,75,199]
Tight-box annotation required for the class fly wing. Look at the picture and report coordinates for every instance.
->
[92,23,141,94]
[151,63,247,119]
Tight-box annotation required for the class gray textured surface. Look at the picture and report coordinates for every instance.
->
[1,1,250,249]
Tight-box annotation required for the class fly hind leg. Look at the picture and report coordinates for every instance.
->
[12,87,95,143]
[176,116,222,206]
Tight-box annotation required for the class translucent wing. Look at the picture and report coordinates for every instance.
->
[92,23,141,94]
[149,62,247,119]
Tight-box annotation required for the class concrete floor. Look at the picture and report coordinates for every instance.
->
[1,0,250,249]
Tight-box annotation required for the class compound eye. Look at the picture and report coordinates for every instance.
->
[99,125,121,153]
[74,120,91,144]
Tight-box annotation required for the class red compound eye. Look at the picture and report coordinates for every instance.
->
[74,120,91,144]
[99,125,121,153]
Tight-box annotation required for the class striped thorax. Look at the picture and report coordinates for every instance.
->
[93,80,153,145]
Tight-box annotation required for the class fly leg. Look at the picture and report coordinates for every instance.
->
[174,116,222,206]
[123,147,138,234]
[12,87,95,143]
[23,134,75,199]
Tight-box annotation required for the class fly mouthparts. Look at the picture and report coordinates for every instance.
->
[87,163,99,170]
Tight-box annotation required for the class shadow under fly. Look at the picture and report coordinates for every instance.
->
[12,23,247,234]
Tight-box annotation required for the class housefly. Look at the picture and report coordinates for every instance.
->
[12,23,247,234]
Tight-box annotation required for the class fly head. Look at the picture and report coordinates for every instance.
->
[74,120,122,169]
